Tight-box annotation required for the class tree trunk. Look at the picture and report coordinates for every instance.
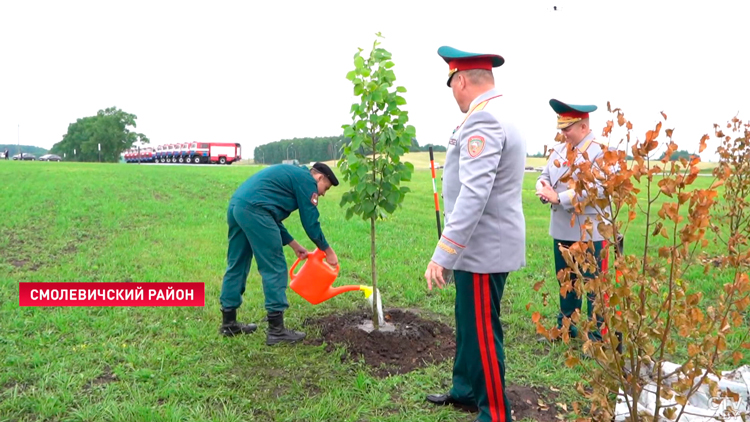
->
[370,215,379,330]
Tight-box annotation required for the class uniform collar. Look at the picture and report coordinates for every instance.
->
[468,87,502,110]
[574,131,596,153]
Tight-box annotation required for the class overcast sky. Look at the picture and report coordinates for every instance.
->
[1,0,747,161]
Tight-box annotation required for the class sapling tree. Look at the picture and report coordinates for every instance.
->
[532,104,750,421]
[338,33,416,330]
[711,117,750,274]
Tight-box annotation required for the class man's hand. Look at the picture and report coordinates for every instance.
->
[424,260,446,291]
[535,180,559,204]
[288,240,308,260]
[324,247,338,267]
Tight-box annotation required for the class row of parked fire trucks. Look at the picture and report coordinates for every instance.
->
[122,142,242,164]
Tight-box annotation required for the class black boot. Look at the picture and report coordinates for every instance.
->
[266,311,305,345]
[219,308,257,337]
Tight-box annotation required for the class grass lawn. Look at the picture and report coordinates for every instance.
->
[0,156,738,422]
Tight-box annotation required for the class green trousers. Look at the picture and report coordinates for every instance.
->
[554,239,606,341]
[219,201,289,313]
[449,270,512,422]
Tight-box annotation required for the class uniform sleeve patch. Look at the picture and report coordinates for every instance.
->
[467,136,485,158]
[438,241,457,255]
[311,193,318,206]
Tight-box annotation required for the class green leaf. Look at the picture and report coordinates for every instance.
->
[365,183,377,196]
[345,208,354,220]
[354,55,364,69]
[354,84,364,96]
[356,165,368,179]
[395,96,407,106]
[346,70,357,81]
[363,200,376,214]
[361,68,371,77]
[384,61,395,69]
[396,86,407,93]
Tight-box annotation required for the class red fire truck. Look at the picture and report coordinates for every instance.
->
[126,142,242,165]
[187,142,242,164]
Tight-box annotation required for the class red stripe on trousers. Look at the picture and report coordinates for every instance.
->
[474,274,499,422]
[483,274,507,421]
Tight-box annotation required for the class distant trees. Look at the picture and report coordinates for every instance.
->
[50,107,149,162]
[660,149,695,161]
[411,142,446,153]
[254,136,441,164]
[253,136,346,164]
[0,144,48,157]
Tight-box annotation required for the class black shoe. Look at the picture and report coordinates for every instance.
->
[219,308,257,337]
[426,393,478,413]
[266,311,306,346]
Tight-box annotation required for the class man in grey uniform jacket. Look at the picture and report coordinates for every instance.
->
[424,46,526,422]
[535,99,612,342]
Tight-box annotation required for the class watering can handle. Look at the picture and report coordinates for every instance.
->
[289,255,305,281]
[289,249,336,281]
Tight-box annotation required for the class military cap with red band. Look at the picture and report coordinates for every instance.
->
[437,46,505,87]
[549,98,598,129]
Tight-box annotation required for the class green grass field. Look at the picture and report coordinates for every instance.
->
[0,157,737,422]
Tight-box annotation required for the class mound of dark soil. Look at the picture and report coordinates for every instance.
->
[303,309,455,377]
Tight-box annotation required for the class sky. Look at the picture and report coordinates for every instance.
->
[1,0,748,161]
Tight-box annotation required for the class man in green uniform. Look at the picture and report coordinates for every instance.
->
[424,46,527,422]
[219,162,339,346]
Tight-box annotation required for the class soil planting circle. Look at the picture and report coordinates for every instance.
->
[303,308,455,377]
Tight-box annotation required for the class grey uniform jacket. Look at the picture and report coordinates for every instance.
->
[536,132,612,242]
[431,88,527,274]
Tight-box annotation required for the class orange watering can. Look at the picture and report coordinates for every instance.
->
[289,248,373,305]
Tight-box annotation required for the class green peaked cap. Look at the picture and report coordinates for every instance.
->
[437,46,504,87]
[549,99,597,114]
[549,99,597,129]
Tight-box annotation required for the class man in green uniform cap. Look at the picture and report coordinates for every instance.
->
[218,162,339,346]
[535,99,611,343]
[424,45,527,422]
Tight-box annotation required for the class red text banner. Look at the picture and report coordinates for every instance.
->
[18,282,205,307]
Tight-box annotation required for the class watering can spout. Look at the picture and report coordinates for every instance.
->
[289,249,372,305]
[327,284,370,300]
